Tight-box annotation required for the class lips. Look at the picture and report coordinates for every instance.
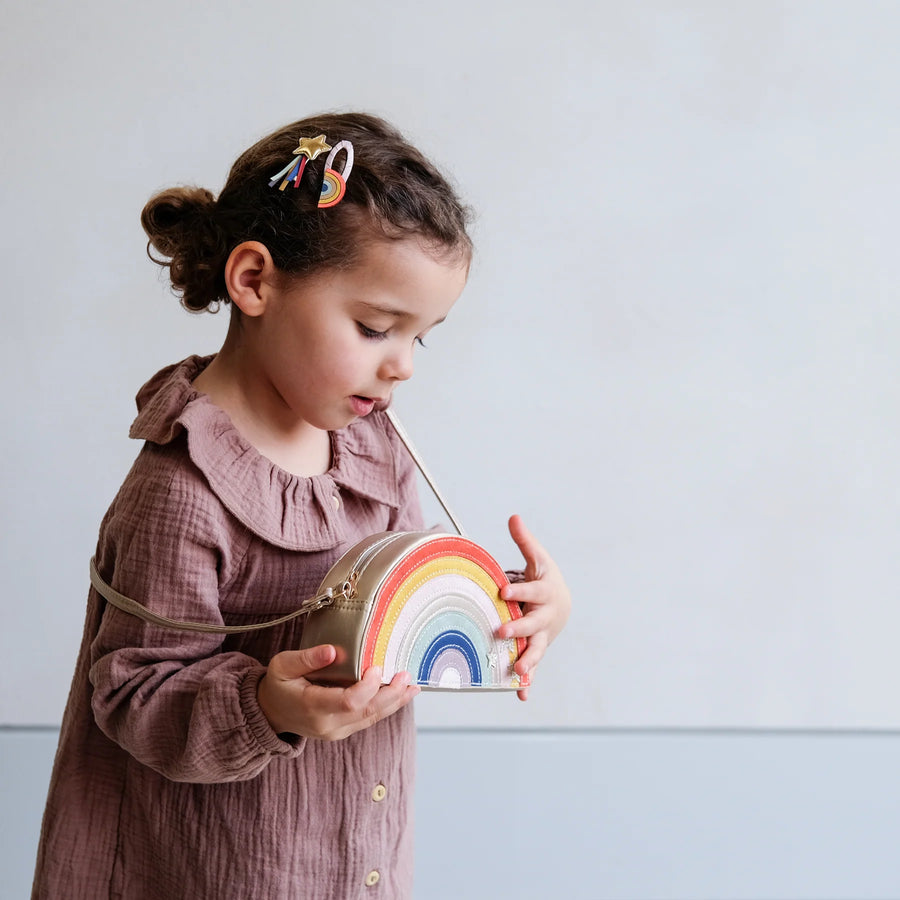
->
[350,394,393,417]
[350,395,376,416]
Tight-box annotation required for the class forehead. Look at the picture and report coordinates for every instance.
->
[335,238,468,316]
[359,237,467,280]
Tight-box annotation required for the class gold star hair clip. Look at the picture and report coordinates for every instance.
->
[268,134,355,208]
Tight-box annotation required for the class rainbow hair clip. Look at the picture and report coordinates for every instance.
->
[269,134,355,208]
[318,141,354,208]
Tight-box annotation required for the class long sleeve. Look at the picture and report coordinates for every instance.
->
[88,455,304,783]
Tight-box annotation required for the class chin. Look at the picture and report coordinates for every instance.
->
[330,411,363,430]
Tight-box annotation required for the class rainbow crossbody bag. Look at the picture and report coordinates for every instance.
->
[89,409,527,692]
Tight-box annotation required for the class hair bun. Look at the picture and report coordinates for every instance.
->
[141,187,215,255]
[141,187,226,312]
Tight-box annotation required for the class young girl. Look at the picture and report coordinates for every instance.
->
[33,113,570,899]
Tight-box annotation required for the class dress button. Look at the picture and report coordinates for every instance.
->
[331,493,341,510]
[365,870,380,887]
[371,783,387,802]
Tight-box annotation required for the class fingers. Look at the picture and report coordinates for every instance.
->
[515,633,548,675]
[363,671,420,724]
[496,605,553,640]
[307,669,420,741]
[507,514,548,574]
[269,644,337,681]
[332,671,420,739]
[500,530,572,654]
[341,666,398,714]
[516,662,538,702]
[497,606,550,698]
[501,579,552,605]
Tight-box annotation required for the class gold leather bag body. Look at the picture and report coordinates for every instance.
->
[89,410,527,692]
[298,530,526,690]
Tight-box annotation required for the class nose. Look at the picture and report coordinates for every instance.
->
[380,344,415,383]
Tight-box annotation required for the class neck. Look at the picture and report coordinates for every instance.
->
[193,321,332,477]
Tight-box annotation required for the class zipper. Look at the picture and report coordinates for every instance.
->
[338,532,408,600]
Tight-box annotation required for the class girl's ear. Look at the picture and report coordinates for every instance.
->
[224,241,277,317]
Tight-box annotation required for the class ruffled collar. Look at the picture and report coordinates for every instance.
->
[129,356,402,551]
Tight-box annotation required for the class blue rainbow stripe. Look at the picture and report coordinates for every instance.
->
[418,629,483,686]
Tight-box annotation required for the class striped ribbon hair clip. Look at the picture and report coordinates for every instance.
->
[268,134,355,208]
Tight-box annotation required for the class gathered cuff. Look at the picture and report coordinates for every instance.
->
[239,666,307,758]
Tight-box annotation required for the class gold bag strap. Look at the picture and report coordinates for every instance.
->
[384,408,465,537]
[88,557,338,633]
[90,410,465,633]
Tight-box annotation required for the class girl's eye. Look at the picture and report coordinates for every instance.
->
[357,322,388,341]
[415,337,427,349]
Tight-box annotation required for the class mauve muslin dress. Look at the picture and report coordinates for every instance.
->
[32,356,423,900]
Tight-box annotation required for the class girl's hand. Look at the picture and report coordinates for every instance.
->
[497,514,572,701]
[257,645,419,740]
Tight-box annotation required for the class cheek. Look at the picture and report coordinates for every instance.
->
[319,352,365,392]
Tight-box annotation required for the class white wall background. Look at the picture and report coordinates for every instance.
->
[3,0,900,730]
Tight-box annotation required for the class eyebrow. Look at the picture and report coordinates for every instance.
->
[357,301,447,327]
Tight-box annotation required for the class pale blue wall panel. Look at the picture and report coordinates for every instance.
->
[5,728,899,900]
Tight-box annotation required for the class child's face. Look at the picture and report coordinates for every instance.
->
[253,238,468,432]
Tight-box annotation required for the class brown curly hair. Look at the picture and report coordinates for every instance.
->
[140,113,473,312]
